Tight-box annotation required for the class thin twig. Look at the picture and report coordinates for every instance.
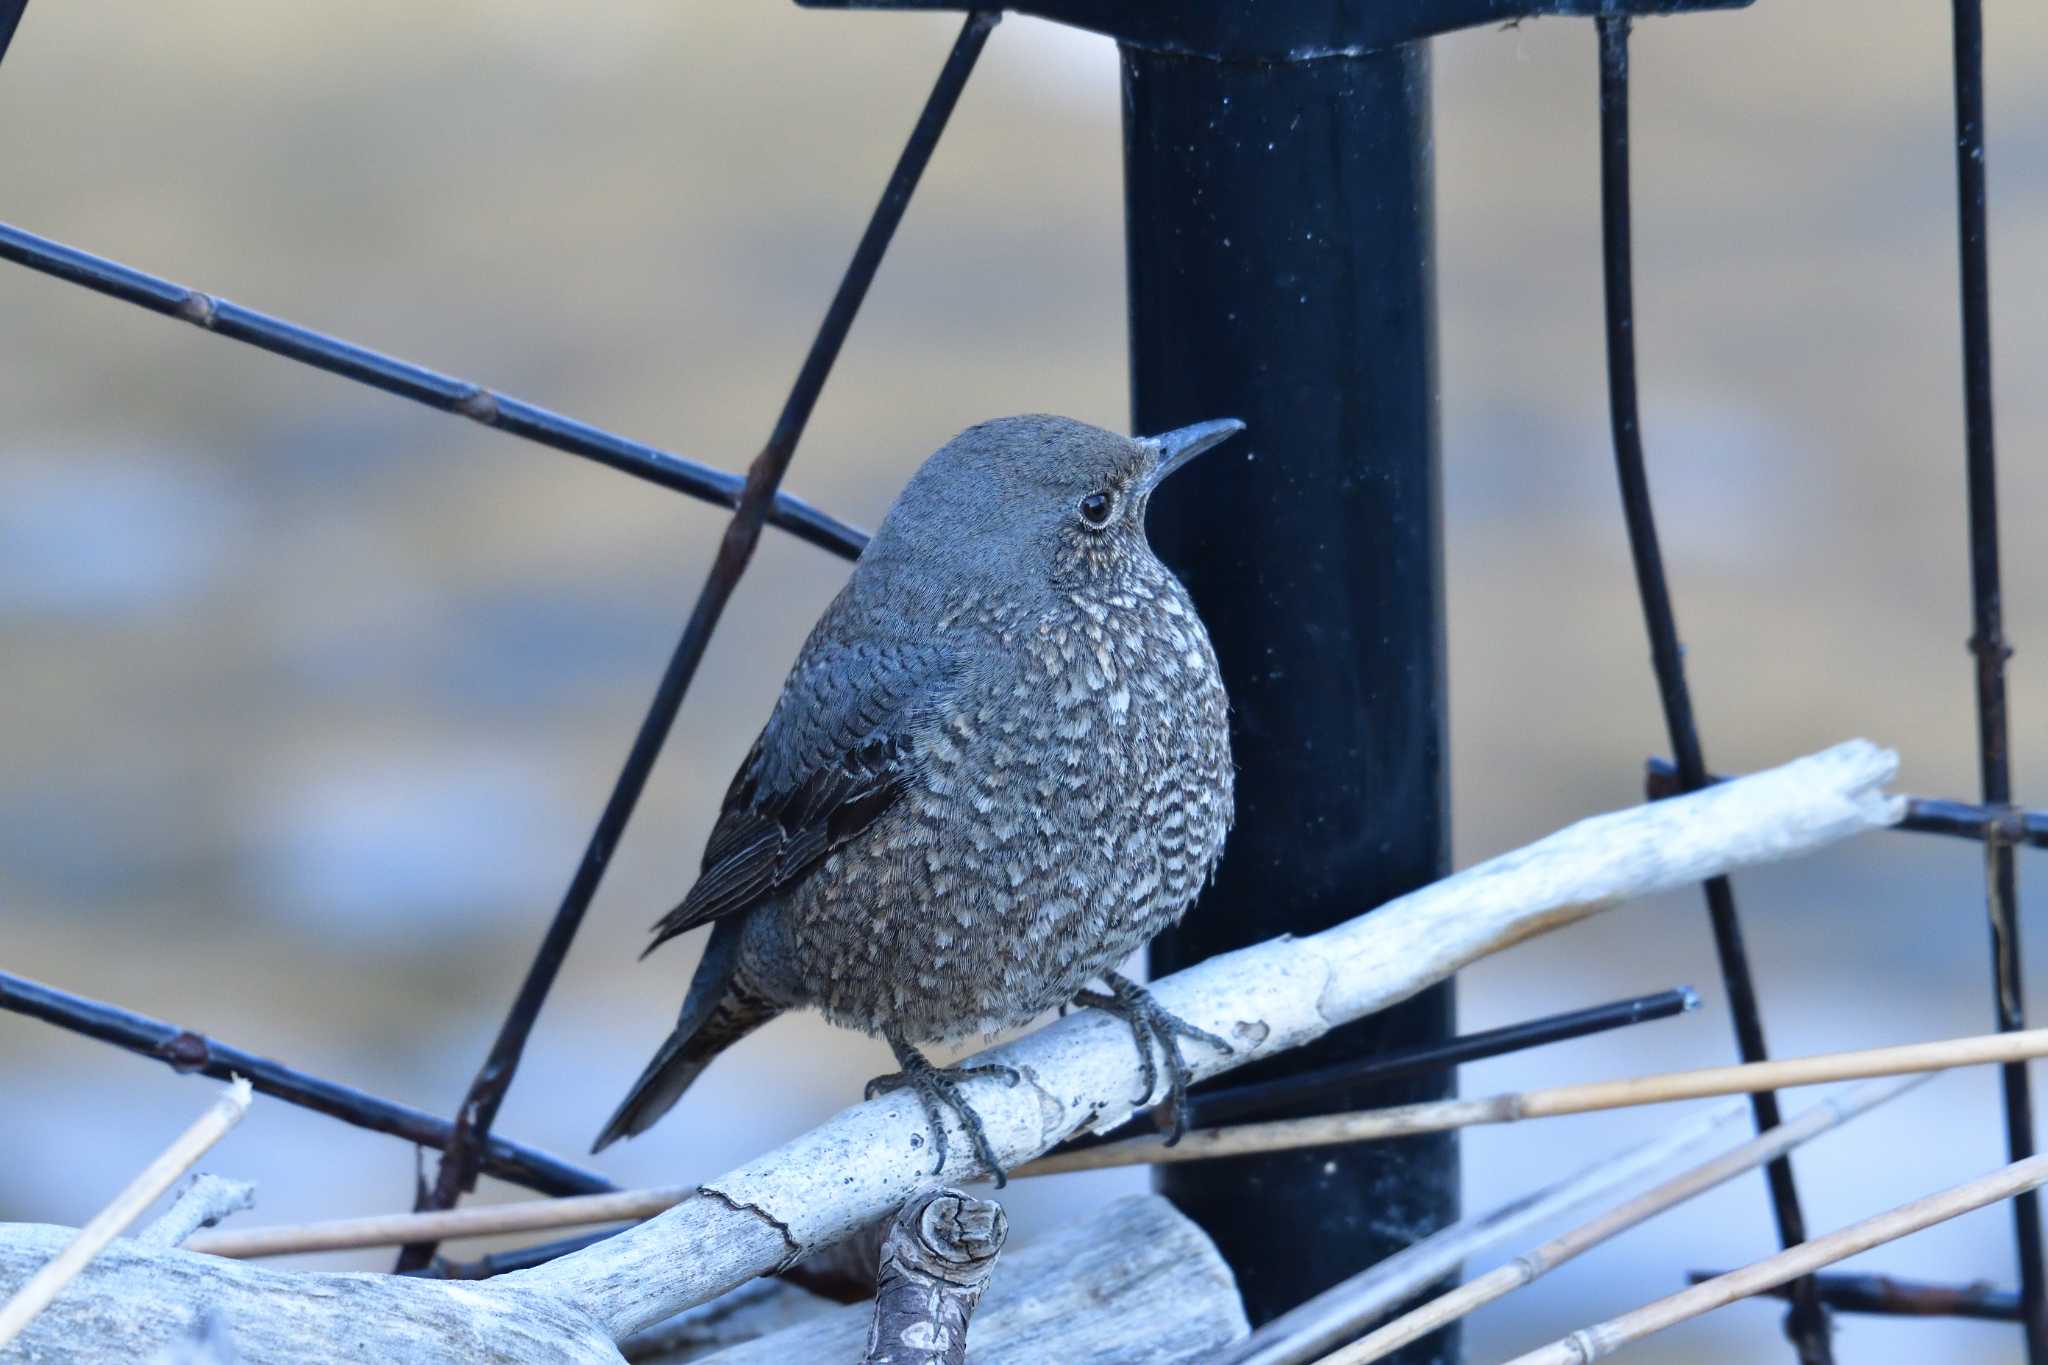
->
[1506,1149,2048,1364]
[1220,1100,1749,1365]
[190,1184,695,1260]
[1018,1025,2048,1177]
[136,1174,256,1249]
[1320,1074,1928,1364]
[0,1079,251,1348]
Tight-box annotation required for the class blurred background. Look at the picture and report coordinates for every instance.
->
[1,2,2044,1359]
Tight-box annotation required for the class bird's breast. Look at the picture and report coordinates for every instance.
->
[787,575,1234,1041]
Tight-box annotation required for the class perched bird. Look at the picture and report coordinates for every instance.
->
[594,414,1242,1183]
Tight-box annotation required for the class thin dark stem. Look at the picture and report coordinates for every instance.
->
[0,222,867,562]
[1694,1271,2019,1323]
[1595,19,1830,1363]
[403,1226,629,1280]
[1950,0,2044,1356]
[1902,798,2048,848]
[1189,987,1697,1129]
[1061,988,1699,1155]
[396,11,1000,1270]
[0,969,611,1197]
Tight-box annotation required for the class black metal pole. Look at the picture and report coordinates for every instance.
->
[1124,38,1454,1355]
[1948,0,2045,1357]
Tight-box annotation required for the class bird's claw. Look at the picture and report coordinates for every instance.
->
[1076,972,1232,1147]
[867,1042,1018,1187]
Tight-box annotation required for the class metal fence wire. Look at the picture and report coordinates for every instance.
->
[0,0,2040,1359]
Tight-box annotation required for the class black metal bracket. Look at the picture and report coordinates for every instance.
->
[797,0,1749,62]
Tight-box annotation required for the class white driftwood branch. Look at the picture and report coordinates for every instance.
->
[0,740,1899,1363]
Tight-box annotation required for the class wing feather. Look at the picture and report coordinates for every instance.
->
[642,640,948,956]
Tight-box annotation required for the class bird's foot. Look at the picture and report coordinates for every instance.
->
[866,1038,1020,1187]
[1074,971,1231,1147]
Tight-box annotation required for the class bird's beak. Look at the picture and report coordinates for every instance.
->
[1144,418,1246,490]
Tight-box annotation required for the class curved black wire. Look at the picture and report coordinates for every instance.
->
[1594,19,1829,1362]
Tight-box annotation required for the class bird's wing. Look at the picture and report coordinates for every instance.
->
[643,637,955,955]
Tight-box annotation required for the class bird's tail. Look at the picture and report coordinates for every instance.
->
[592,916,781,1153]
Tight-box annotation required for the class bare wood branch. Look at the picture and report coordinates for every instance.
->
[0,741,1900,1361]
[1320,1074,1928,1365]
[1506,1148,2048,1363]
[0,1079,251,1350]
[860,1189,1005,1365]
[138,1175,258,1250]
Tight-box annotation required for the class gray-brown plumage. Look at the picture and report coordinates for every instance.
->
[594,414,1243,1181]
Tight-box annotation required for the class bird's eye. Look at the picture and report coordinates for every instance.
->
[1078,491,1115,528]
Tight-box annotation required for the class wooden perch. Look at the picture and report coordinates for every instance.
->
[0,740,1901,1363]
[861,1189,1005,1365]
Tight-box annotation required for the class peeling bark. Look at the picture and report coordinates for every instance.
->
[861,1190,1004,1365]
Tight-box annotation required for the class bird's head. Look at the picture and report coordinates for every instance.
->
[861,414,1245,605]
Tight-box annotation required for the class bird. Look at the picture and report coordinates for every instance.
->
[593,413,1243,1184]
